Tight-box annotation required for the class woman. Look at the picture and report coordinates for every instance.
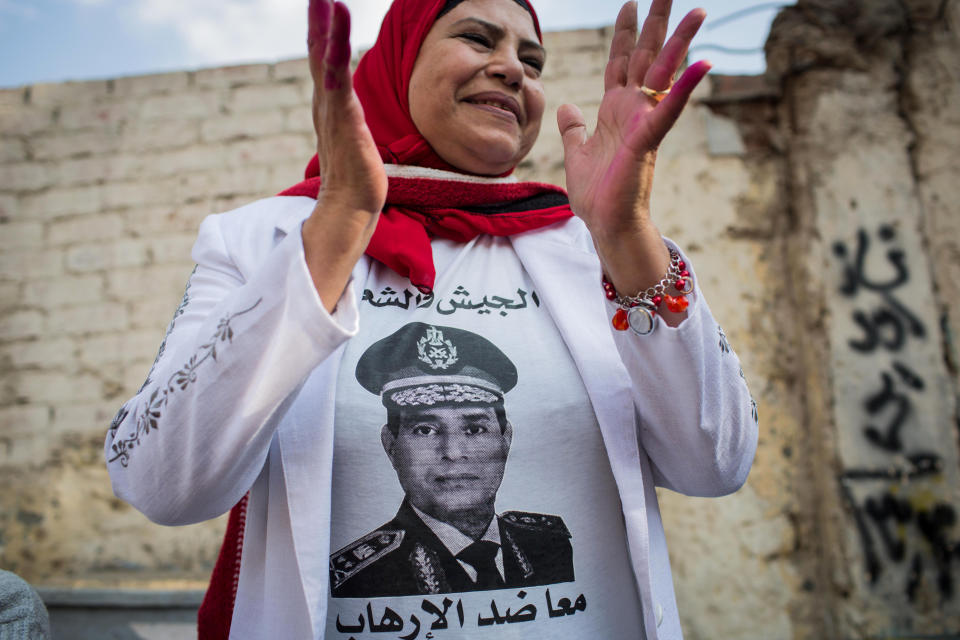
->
[105,0,757,638]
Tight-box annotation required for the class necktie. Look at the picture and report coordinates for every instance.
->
[457,540,503,589]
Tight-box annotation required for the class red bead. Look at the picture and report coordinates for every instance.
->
[674,279,686,291]
[605,289,617,300]
[665,294,689,313]
[678,261,686,271]
[652,295,663,306]
[680,270,690,278]
[612,308,630,331]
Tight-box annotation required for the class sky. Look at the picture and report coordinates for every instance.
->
[0,0,793,89]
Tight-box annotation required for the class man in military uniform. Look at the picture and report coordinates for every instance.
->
[330,323,574,597]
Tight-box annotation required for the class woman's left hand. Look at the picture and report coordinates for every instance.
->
[558,0,710,294]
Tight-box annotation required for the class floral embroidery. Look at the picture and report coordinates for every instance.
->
[108,298,262,467]
[140,266,197,393]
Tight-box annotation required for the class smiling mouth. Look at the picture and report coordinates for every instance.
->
[463,97,521,122]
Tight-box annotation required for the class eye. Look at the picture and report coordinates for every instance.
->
[464,424,490,436]
[459,32,492,47]
[411,424,438,436]
[523,57,544,74]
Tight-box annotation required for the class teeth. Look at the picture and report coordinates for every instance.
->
[471,100,512,113]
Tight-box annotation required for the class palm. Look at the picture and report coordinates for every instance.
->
[559,1,710,239]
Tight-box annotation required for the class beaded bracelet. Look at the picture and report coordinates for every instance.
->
[602,249,693,335]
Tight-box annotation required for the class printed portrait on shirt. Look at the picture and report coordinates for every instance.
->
[329,322,575,598]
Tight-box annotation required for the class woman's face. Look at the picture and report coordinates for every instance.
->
[408,0,546,175]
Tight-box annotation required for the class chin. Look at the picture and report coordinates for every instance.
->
[448,131,530,176]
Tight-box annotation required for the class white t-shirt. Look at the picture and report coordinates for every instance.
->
[327,235,646,638]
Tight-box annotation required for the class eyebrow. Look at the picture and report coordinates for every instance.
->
[450,17,546,58]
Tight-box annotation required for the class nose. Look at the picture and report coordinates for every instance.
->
[485,46,524,88]
[439,432,469,460]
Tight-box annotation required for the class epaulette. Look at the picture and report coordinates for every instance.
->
[501,511,571,537]
[329,529,404,589]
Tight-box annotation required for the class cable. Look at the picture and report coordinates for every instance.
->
[705,2,794,30]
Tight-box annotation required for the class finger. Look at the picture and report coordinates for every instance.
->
[627,0,672,86]
[631,60,710,149]
[605,2,638,90]
[307,0,333,83]
[324,2,353,91]
[557,104,588,156]
[643,8,705,91]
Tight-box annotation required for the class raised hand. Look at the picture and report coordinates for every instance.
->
[302,0,387,310]
[557,1,710,296]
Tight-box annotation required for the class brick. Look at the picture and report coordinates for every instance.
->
[283,105,313,134]
[0,433,53,468]
[146,234,199,265]
[195,64,270,89]
[201,111,285,143]
[119,121,201,153]
[112,72,191,98]
[54,156,113,187]
[0,222,44,250]
[229,83,305,113]
[542,27,607,52]
[47,213,124,246]
[28,81,109,106]
[31,131,120,160]
[139,92,220,121]
[65,239,149,273]
[58,101,135,131]
[22,275,104,307]
[272,58,310,82]
[179,166,275,201]
[50,401,121,437]
[0,282,18,309]
[0,195,19,221]
[122,203,208,235]
[150,146,228,178]
[0,88,28,107]
[0,405,51,433]
[1,337,76,368]
[14,371,103,404]
[46,302,128,335]
[224,134,314,168]
[0,310,45,341]
[102,179,178,210]
[78,329,162,369]
[106,265,191,302]
[20,185,103,219]
[0,250,64,280]
[0,137,27,162]
[543,47,606,81]
[0,107,54,136]
[124,285,191,330]
[0,163,56,192]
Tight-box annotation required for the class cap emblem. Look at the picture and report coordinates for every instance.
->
[417,326,458,370]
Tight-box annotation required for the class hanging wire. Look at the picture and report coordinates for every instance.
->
[704,2,795,30]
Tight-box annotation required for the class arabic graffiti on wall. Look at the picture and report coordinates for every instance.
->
[362,286,540,317]
[832,224,958,603]
[334,588,587,639]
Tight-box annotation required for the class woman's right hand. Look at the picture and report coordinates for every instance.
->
[302,0,387,310]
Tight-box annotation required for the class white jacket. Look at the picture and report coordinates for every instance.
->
[105,194,757,640]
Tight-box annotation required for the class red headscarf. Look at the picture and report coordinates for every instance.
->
[280,0,572,292]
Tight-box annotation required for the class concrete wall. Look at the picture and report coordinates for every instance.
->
[1,1,958,638]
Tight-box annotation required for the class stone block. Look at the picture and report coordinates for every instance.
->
[65,239,150,274]
[102,179,179,210]
[0,87,28,107]
[106,265,191,303]
[0,405,51,435]
[200,111,286,143]
[55,156,114,187]
[1,337,76,368]
[46,302,128,336]
[0,137,27,163]
[178,166,274,202]
[20,186,103,219]
[0,282,18,309]
[22,275,105,307]
[0,309,46,341]
[224,134,313,168]
[0,222,44,250]
[31,131,121,160]
[123,203,208,235]
[0,162,56,192]
[150,146,228,178]
[0,250,64,280]
[195,63,270,89]
[542,47,606,81]
[58,101,135,131]
[112,72,191,98]
[139,91,221,122]
[229,83,305,113]
[50,401,121,437]
[146,234,201,265]
[47,213,125,246]
[119,121,201,154]
[126,289,190,331]
[283,105,313,134]
[0,195,19,221]
[0,107,53,136]
[28,81,109,106]
[542,27,607,53]
[78,329,162,369]
[14,371,103,405]
[272,58,310,82]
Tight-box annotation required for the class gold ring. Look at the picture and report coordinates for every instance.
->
[640,85,670,103]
